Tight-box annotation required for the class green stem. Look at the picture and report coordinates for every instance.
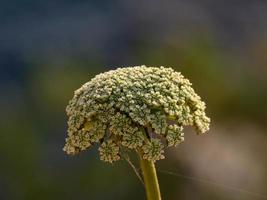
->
[139,154,162,200]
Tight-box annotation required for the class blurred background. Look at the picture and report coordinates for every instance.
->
[1,0,267,199]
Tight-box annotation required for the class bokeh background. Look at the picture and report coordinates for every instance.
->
[1,1,267,200]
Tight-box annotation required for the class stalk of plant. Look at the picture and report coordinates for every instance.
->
[139,146,161,200]
[63,66,210,200]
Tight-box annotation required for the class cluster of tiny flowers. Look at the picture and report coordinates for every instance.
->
[99,140,120,163]
[63,66,210,163]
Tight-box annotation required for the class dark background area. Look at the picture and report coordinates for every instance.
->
[1,1,267,199]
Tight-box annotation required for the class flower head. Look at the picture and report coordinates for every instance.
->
[63,66,210,162]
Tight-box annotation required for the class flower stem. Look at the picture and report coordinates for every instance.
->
[139,154,162,200]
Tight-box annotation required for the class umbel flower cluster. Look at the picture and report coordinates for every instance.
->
[63,66,210,163]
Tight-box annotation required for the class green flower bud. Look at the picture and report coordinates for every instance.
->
[142,139,165,162]
[99,140,120,163]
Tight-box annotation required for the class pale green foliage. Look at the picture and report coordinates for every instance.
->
[63,66,210,163]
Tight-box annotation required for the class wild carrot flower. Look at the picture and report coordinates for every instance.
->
[63,66,210,163]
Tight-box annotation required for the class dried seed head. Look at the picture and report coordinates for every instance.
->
[63,66,210,163]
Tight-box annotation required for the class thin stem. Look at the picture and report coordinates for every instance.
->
[139,153,162,200]
[123,154,144,185]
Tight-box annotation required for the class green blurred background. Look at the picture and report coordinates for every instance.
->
[1,1,267,200]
